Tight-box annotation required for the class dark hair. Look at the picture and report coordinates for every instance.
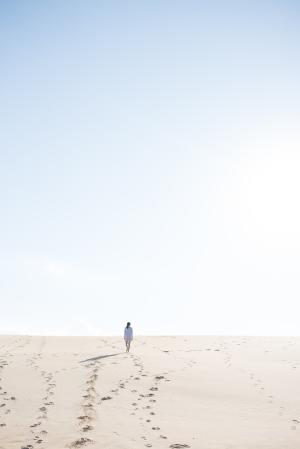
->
[126,322,131,328]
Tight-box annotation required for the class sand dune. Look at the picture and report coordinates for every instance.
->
[0,335,299,448]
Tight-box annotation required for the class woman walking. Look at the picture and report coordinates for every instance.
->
[124,322,133,352]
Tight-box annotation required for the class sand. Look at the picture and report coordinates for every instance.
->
[0,335,299,449]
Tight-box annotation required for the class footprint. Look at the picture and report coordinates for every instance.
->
[30,422,41,428]
[70,437,94,447]
[78,415,92,423]
[169,445,191,448]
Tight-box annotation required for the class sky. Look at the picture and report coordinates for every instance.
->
[1,1,300,336]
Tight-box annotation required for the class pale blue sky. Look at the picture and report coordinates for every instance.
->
[1,1,300,335]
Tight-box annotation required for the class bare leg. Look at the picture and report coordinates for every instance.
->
[127,340,131,352]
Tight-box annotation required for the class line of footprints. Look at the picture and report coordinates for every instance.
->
[22,353,56,449]
[0,358,15,428]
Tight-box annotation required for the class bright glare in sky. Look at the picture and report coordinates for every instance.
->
[1,1,300,336]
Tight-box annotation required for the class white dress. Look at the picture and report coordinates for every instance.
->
[124,327,133,341]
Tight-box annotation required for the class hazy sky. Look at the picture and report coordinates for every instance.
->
[1,1,300,336]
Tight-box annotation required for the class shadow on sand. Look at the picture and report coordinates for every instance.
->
[80,352,124,363]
